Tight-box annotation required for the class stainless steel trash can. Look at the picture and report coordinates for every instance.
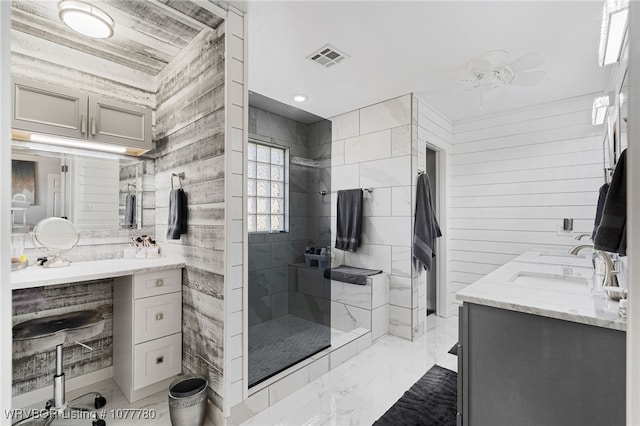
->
[168,374,208,426]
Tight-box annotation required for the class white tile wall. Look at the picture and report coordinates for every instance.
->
[391,186,412,217]
[308,355,330,382]
[389,275,412,308]
[391,125,412,157]
[269,367,310,405]
[389,305,412,340]
[359,95,411,135]
[230,288,243,313]
[363,187,392,217]
[344,130,392,164]
[331,110,360,140]
[343,244,392,274]
[331,95,415,340]
[331,164,360,191]
[371,306,389,341]
[359,156,411,189]
[331,301,371,332]
[331,280,372,309]
[371,273,390,308]
[229,334,243,360]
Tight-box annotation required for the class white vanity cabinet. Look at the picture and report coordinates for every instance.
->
[113,268,183,403]
[12,77,151,152]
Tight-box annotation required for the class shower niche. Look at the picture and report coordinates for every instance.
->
[247,92,332,387]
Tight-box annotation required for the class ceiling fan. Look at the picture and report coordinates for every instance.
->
[464,50,546,97]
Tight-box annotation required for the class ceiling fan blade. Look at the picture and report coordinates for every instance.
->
[469,58,492,73]
[508,52,545,73]
[511,70,546,86]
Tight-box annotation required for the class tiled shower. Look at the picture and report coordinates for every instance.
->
[247,95,333,386]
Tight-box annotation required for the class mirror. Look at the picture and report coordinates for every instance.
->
[618,69,628,155]
[31,217,79,267]
[11,144,144,233]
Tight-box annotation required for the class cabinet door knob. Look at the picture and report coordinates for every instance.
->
[155,312,164,321]
[156,356,164,365]
[155,279,164,287]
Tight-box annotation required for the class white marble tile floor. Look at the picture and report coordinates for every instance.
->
[15,314,457,426]
[241,313,458,426]
[16,376,216,426]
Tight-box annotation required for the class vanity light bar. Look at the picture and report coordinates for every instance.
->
[29,133,127,153]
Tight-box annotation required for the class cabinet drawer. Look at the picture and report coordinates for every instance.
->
[133,333,182,390]
[133,269,181,298]
[134,292,182,344]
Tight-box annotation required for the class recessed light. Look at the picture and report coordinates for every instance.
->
[59,0,115,39]
[293,94,308,102]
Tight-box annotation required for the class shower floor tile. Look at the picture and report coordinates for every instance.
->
[248,315,331,387]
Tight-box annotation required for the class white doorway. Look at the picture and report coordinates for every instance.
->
[425,147,438,316]
[46,173,62,217]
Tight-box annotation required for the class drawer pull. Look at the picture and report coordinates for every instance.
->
[155,279,164,287]
[156,356,164,365]
[155,312,164,321]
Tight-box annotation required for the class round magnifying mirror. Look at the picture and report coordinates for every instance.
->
[32,217,79,267]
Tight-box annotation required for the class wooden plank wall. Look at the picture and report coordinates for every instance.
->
[12,279,113,395]
[153,26,226,411]
[449,94,605,309]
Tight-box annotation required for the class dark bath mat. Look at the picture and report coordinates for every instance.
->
[448,343,458,356]
[374,364,457,426]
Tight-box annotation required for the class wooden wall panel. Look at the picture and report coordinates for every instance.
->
[154,27,226,410]
[12,279,113,396]
[449,94,605,306]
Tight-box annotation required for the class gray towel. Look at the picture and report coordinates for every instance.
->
[413,174,442,272]
[324,265,382,285]
[335,189,363,252]
[167,189,188,240]
[595,149,626,255]
[591,183,609,240]
[125,193,136,228]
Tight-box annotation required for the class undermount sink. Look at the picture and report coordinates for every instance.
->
[516,250,592,267]
[535,251,585,259]
[509,271,591,292]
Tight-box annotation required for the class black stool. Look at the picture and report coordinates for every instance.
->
[13,310,107,426]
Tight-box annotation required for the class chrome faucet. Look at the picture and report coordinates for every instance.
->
[574,233,591,241]
[569,244,620,300]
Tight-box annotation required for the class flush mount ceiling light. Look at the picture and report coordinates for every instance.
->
[292,94,308,102]
[59,0,114,39]
[592,92,613,125]
[598,0,629,66]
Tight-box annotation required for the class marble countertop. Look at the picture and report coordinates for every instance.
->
[11,256,186,290]
[456,249,626,331]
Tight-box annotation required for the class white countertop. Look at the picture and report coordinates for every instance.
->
[11,256,186,290]
[456,250,626,331]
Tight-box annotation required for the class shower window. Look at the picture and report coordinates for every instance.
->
[248,141,289,232]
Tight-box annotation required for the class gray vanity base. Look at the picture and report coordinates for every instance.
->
[458,303,625,426]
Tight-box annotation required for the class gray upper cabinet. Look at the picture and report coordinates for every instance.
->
[89,95,151,150]
[12,78,151,152]
[13,77,87,139]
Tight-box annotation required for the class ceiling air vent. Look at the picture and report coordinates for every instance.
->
[307,44,348,68]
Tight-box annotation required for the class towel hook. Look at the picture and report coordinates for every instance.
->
[127,183,136,194]
[417,169,425,175]
[171,172,185,190]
